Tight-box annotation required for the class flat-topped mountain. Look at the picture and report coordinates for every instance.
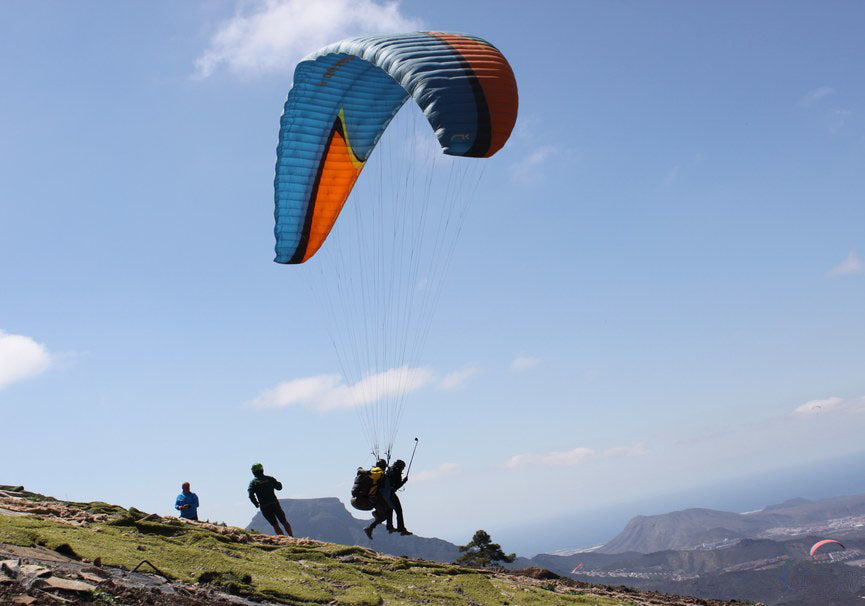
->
[600,508,767,554]
[245,497,461,562]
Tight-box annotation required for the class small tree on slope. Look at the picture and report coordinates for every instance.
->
[456,530,516,567]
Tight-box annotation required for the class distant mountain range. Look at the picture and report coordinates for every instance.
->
[598,493,865,553]
[513,492,865,606]
[514,532,865,606]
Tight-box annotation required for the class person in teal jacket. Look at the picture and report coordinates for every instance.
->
[248,463,293,536]
[175,482,199,521]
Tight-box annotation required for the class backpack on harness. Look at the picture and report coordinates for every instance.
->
[349,466,382,511]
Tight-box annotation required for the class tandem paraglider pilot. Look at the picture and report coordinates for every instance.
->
[248,463,293,537]
[384,459,411,536]
[352,459,412,539]
[175,482,199,521]
[350,459,388,539]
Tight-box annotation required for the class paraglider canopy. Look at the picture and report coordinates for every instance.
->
[272,32,519,461]
[274,31,518,264]
[810,539,844,557]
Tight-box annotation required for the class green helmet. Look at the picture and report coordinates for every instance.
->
[251,463,264,474]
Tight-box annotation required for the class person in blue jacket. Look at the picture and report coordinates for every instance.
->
[175,482,199,521]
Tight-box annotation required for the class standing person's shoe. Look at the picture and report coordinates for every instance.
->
[364,526,374,540]
[398,529,413,536]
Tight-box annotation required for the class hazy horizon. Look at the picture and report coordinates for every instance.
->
[496,449,865,556]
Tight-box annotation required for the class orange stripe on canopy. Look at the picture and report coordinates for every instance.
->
[301,111,365,262]
[430,33,518,158]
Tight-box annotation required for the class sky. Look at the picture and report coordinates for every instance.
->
[2,1,865,556]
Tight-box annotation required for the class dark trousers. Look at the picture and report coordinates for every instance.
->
[261,502,288,527]
[368,494,390,528]
[385,493,405,530]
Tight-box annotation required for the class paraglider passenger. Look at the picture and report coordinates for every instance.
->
[175,482,199,521]
[384,459,412,535]
[363,459,390,539]
[248,463,293,536]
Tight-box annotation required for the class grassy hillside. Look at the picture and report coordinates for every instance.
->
[0,486,636,605]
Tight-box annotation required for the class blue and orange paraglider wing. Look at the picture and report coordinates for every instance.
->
[274,32,519,264]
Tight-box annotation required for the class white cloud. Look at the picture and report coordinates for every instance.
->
[249,362,479,411]
[505,443,648,469]
[0,330,52,391]
[510,146,558,184]
[412,462,460,482]
[510,114,540,141]
[798,86,836,108]
[827,108,852,134]
[826,250,863,277]
[438,364,480,391]
[794,395,865,417]
[794,396,843,415]
[510,355,540,373]
[248,366,434,411]
[507,115,580,184]
[195,0,422,78]
[796,88,852,134]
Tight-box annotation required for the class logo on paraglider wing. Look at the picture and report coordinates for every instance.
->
[317,56,354,87]
[450,133,471,142]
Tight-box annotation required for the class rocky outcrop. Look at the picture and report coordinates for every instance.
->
[0,544,262,605]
